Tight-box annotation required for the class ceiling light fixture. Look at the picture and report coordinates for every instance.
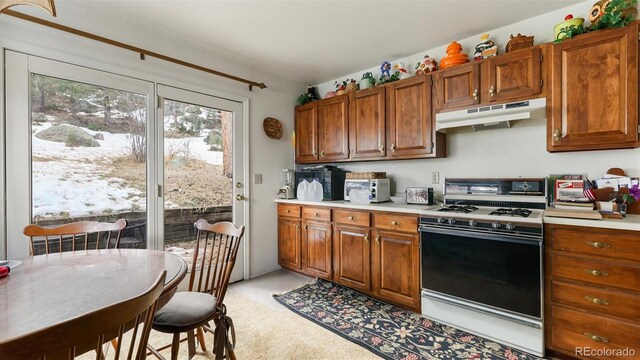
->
[0,0,56,17]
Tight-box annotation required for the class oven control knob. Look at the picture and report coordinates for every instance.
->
[492,222,502,229]
[437,217,446,224]
[505,223,516,230]
[447,218,456,225]
[468,220,477,227]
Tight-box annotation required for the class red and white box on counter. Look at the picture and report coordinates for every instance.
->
[555,180,589,202]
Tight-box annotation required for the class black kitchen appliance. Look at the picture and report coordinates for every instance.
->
[295,167,347,200]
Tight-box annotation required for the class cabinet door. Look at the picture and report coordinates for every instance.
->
[349,87,386,160]
[295,102,318,163]
[387,76,434,158]
[484,47,542,103]
[548,25,639,151]
[372,230,420,311]
[435,63,481,111]
[302,220,332,280]
[333,224,371,292]
[278,217,301,270]
[318,95,349,161]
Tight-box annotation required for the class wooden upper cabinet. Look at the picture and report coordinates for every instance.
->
[349,87,386,160]
[387,76,434,158]
[294,102,318,163]
[483,47,542,103]
[435,62,480,112]
[548,24,639,151]
[318,95,349,161]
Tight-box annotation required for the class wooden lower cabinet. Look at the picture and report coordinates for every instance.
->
[301,220,332,280]
[333,224,371,292]
[545,224,640,359]
[278,204,421,312]
[372,229,421,311]
[277,217,301,270]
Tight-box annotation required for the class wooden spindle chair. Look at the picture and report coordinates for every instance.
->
[0,271,166,360]
[23,219,128,255]
[148,219,245,360]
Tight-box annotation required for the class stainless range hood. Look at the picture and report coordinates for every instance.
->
[436,98,546,131]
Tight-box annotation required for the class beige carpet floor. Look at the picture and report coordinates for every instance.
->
[80,288,381,359]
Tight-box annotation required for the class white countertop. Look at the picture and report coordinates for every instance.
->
[274,199,640,232]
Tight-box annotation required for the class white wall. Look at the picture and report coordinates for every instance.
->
[316,0,640,197]
[0,16,298,277]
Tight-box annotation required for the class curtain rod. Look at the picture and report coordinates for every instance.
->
[2,9,267,91]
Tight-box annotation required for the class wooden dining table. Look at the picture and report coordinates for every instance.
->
[0,249,187,346]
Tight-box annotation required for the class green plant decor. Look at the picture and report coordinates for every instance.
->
[377,72,401,85]
[589,0,638,31]
[297,93,313,105]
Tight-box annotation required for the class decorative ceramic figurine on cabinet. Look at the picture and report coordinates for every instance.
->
[588,0,637,30]
[345,79,359,93]
[439,42,469,69]
[554,14,584,41]
[415,55,438,75]
[380,61,392,79]
[296,84,319,105]
[359,72,375,90]
[505,33,534,53]
[474,33,498,60]
[393,62,412,79]
[334,80,347,96]
[324,91,336,99]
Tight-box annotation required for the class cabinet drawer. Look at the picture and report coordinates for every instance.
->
[373,213,418,233]
[552,280,640,321]
[334,209,370,227]
[551,306,640,358]
[302,207,331,222]
[551,254,640,291]
[549,225,640,262]
[278,204,301,218]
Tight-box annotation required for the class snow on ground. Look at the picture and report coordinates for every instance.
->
[32,121,223,218]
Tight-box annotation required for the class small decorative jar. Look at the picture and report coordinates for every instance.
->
[360,72,375,90]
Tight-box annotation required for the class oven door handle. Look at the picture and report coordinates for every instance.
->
[419,225,542,245]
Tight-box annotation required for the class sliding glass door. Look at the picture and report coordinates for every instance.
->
[4,52,246,281]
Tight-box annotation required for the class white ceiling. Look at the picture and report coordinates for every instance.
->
[16,0,583,85]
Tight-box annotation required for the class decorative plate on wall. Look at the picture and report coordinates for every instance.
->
[263,117,283,139]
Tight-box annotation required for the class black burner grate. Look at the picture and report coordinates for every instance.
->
[488,208,532,217]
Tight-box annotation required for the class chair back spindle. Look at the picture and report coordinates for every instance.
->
[187,220,244,306]
[23,219,127,256]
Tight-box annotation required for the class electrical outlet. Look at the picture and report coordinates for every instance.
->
[253,173,263,184]
[432,172,440,184]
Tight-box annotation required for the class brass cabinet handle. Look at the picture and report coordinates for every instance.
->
[348,216,356,220]
[320,151,325,157]
[472,88,479,101]
[315,212,320,217]
[363,234,369,242]
[489,85,495,97]
[378,145,384,153]
[287,209,291,213]
[296,224,300,230]
[312,151,317,157]
[391,221,399,226]
[585,296,610,306]
[584,269,609,277]
[586,241,610,249]
[303,224,308,230]
[584,333,609,343]
[375,235,380,244]
[553,128,561,141]
[390,144,396,152]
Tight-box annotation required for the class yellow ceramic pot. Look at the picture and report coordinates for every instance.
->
[554,17,584,41]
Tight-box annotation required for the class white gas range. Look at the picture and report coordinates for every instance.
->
[420,178,546,357]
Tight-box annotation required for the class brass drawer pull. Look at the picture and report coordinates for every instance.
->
[296,224,300,230]
[472,88,479,101]
[315,212,320,217]
[348,216,356,220]
[586,241,610,249]
[553,128,561,141]
[584,269,609,277]
[363,235,369,242]
[585,296,610,305]
[375,235,380,244]
[303,224,308,230]
[390,144,396,152]
[489,85,495,97]
[320,151,325,157]
[584,333,609,343]
[378,145,384,153]
[287,209,291,213]
[391,221,399,226]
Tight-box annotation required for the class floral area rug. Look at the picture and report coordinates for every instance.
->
[273,279,542,360]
